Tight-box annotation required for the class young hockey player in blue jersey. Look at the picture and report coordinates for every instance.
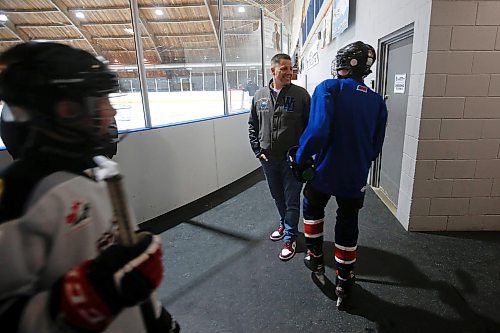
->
[0,42,179,332]
[291,41,388,306]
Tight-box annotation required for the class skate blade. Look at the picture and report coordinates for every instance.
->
[314,272,326,285]
[336,297,342,307]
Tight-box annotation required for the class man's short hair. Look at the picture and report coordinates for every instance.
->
[271,53,291,67]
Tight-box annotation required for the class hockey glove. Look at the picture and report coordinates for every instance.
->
[53,232,164,332]
[287,146,315,183]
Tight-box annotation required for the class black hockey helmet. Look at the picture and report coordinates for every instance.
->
[331,41,376,79]
[0,42,118,155]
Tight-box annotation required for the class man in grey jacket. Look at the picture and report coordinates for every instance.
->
[248,53,311,260]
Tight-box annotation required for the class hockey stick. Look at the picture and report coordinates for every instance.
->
[93,156,159,333]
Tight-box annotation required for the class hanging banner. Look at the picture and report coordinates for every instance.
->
[331,0,349,40]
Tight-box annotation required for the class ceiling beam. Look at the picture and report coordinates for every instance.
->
[14,18,257,29]
[94,33,211,40]
[106,46,218,52]
[138,17,164,63]
[143,4,204,9]
[30,37,86,42]
[81,19,206,26]
[138,3,255,9]
[1,8,59,13]
[158,32,255,38]
[148,18,210,23]
[203,0,220,53]
[93,35,146,40]
[80,17,257,27]
[1,21,30,42]
[150,17,258,23]
[67,4,202,11]
[81,21,131,27]
[67,6,129,11]
[49,0,101,55]
[15,23,71,28]
[66,3,253,11]
[92,32,255,40]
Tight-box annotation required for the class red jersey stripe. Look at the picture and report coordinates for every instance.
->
[334,247,357,262]
[304,221,324,236]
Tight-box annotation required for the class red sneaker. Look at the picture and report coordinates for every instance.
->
[269,225,285,241]
[279,240,296,261]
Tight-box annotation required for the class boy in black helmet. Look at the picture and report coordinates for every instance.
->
[0,42,179,332]
[294,41,388,305]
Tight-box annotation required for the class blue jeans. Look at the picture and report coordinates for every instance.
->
[261,159,302,241]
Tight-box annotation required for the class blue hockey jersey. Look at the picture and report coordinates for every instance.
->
[296,78,388,197]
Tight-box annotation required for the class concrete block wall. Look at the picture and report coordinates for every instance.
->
[410,0,500,231]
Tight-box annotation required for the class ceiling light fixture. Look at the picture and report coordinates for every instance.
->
[155,9,163,16]
[238,6,245,13]
[124,28,134,34]
[0,14,8,22]
[75,12,85,19]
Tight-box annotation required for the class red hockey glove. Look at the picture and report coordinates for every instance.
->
[54,232,163,332]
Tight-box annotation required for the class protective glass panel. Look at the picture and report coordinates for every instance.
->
[223,0,262,113]
[138,0,224,126]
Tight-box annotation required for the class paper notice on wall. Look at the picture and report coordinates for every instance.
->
[394,74,406,94]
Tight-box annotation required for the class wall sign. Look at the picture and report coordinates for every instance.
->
[394,74,407,94]
[304,39,319,71]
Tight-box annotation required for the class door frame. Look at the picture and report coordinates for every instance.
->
[370,23,414,188]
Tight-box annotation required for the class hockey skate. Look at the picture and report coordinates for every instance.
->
[335,269,355,307]
[304,250,325,284]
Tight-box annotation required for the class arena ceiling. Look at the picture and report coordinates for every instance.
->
[0,0,292,66]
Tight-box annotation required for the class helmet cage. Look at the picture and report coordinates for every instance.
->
[331,41,376,79]
[0,42,119,153]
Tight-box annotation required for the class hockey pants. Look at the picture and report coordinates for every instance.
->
[302,183,364,272]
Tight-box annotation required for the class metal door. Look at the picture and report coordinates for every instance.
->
[377,31,414,207]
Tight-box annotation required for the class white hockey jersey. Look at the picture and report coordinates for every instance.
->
[0,169,151,333]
